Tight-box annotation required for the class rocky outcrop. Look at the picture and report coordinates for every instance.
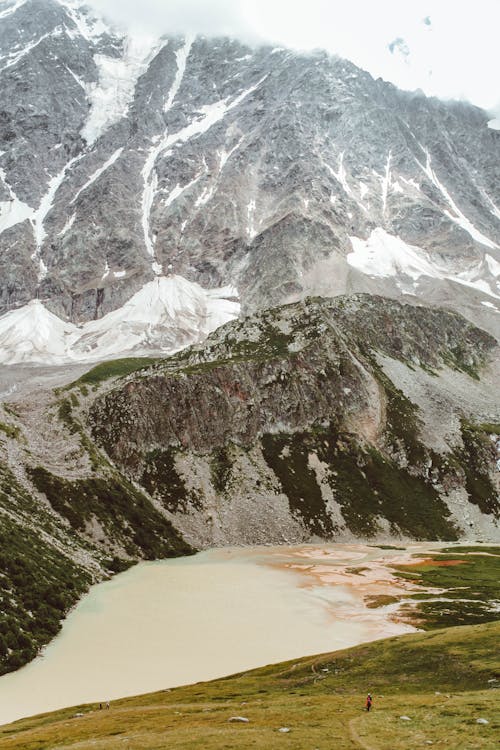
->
[88,295,500,547]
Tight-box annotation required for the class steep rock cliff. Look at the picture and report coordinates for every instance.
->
[88,295,500,547]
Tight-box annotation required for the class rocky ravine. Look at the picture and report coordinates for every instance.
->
[1,294,498,674]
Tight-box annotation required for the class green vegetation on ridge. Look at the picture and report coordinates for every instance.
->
[456,420,499,516]
[0,463,91,676]
[70,357,161,388]
[262,423,458,540]
[27,466,192,559]
[0,516,90,675]
[140,447,200,513]
[0,421,20,440]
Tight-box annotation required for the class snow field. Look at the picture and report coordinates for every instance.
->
[348,227,500,300]
[0,276,240,366]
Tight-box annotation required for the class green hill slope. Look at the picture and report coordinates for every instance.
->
[1,620,498,750]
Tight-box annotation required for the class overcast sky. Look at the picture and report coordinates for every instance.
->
[88,0,500,117]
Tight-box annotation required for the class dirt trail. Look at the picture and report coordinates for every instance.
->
[349,717,376,750]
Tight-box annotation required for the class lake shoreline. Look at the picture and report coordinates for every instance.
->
[0,541,477,726]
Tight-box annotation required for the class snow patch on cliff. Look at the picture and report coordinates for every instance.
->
[163,36,193,112]
[73,275,240,360]
[348,228,500,300]
[82,35,165,145]
[70,148,123,204]
[31,155,82,280]
[0,0,26,20]
[0,168,33,234]
[142,69,267,266]
[417,150,499,249]
[0,300,78,365]
[0,30,54,73]
[58,0,108,42]
[348,228,438,280]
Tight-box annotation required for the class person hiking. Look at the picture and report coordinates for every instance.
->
[366,693,373,712]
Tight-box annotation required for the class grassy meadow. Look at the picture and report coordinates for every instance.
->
[0,619,497,749]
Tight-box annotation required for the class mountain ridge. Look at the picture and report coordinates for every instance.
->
[87,294,500,547]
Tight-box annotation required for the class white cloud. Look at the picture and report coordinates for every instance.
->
[87,0,500,116]
[87,0,253,39]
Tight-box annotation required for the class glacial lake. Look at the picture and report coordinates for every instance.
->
[0,543,437,726]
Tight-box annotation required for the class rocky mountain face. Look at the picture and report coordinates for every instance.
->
[87,295,500,547]
[0,0,499,364]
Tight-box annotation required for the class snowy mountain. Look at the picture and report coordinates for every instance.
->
[0,298,78,364]
[0,275,239,364]
[0,0,499,364]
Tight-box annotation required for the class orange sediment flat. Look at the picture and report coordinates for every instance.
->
[263,544,445,636]
[399,558,467,569]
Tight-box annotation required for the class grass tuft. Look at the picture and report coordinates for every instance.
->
[69,357,161,388]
